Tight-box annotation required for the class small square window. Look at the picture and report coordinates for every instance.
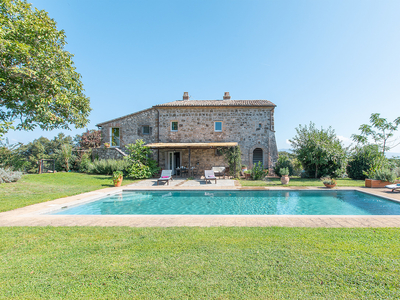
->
[214,121,222,132]
[171,121,178,131]
[142,125,150,135]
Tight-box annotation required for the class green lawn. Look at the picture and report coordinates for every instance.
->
[0,227,399,299]
[240,177,365,187]
[0,173,138,212]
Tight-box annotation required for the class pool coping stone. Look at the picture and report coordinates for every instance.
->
[2,180,400,227]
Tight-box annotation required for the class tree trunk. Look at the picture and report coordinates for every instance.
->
[315,164,318,178]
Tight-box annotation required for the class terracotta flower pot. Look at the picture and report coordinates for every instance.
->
[324,183,336,188]
[281,175,290,185]
[113,177,123,187]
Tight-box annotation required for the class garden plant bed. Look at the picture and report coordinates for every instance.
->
[365,179,393,188]
[240,177,365,187]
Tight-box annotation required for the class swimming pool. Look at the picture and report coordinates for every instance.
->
[49,190,400,215]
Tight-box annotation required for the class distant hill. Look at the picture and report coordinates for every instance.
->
[278,149,293,153]
[387,152,400,158]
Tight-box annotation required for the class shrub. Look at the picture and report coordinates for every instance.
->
[125,140,160,179]
[373,169,397,183]
[87,159,130,175]
[274,155,293,177]
[0,168,23,183]
[75,151,92,173]
[251,162,267,180]
[347,145,386,180]
[280,167,289,176]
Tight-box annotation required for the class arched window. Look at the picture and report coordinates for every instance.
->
[253,148,263,166]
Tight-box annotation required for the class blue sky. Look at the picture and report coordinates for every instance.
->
[5,0,400,153]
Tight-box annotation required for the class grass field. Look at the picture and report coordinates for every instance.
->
[0,226,399,299]
[240,177,365,187]
[0,173,138,212]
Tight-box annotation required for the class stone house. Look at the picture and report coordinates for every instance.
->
[95,92,278,175]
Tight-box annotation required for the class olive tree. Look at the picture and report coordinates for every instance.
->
[0,0,91,137]
[290,122,347,178]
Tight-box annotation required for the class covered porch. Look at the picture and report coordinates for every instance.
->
[145,142,238,177]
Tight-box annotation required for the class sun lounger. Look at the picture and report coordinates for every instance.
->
[211,167,226,179]
[157,170,173,185]
[204,170,217,184]
[385,183,400,192]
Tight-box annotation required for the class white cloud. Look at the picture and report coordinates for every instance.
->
[337,135,350,142]
[337,135,352,146]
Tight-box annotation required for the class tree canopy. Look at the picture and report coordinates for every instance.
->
[290,122,347,178]
[351,113,400,155]
[0,0,91,137]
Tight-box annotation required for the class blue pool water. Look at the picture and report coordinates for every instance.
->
[50,190,400,215]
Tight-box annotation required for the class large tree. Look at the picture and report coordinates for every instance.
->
[351,113,400,155]
[0,0,91,136]
[290,122,347,178]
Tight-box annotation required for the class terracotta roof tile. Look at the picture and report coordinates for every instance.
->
[154,100,276,107]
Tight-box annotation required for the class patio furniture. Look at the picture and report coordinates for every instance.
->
[211,167,225,179]
[385,183,400,192]
[180,167,188,177]
[157,170,173,185]
[204,170,217,184]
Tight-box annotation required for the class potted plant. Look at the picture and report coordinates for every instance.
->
[241,165,247,172]
[280,167,289,185]
[365,168,397,188]
[104,142,110,148]
[321,176,337,188]
[112,171,123,187]
[244,170,252,179]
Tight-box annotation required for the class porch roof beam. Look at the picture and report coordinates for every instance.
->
[145,142,238,149]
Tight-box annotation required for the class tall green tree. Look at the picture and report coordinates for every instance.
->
[290,122,347,178]
[351,113,400,155]
[0,0,91,137]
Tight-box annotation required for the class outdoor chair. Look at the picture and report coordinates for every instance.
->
[211,167,225,179]
[157,170,173,185]
[385,183,400,192]
[204,170,217,184]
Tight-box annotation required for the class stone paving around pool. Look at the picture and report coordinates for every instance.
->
[1,179,400,228]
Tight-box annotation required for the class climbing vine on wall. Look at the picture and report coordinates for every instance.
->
[222,146,242,178]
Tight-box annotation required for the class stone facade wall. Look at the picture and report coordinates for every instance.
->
[98,108,158,147]
[96,105,278,169]
[157,106,278,168]
[92,148,126,160]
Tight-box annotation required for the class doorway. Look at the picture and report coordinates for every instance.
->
[166,151,181,175]
[253,148,263,166]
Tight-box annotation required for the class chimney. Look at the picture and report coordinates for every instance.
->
[223,92,231,100]
[183,92,189,100]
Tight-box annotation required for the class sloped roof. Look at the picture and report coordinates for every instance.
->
[154,99,276,107]
[96,107,154,127]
